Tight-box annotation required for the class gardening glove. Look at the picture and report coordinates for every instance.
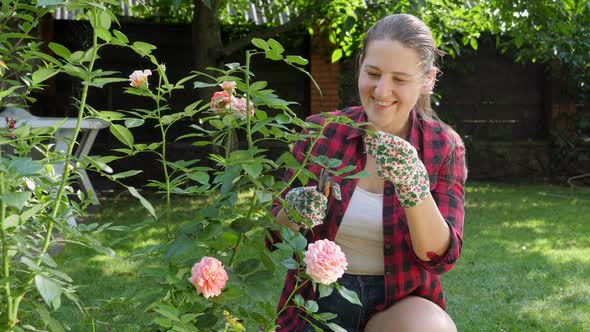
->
[285,186,328,228]
[364,131,430,207]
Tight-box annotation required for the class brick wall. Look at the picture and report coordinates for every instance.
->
[309,29,339,115]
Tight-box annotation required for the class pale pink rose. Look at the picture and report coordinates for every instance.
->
[219,80,236,92]
[230,97,255,119]
[303,239,348,285]
[189,256,228,298]
[129,69,152,88]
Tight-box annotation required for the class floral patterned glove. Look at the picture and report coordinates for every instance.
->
[364,131,430,207]
[285,186,328,228]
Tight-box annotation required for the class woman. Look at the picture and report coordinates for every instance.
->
[269,14,467,332]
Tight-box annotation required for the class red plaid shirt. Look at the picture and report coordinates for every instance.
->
[268,106,467,331]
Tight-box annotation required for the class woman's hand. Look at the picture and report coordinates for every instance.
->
[364,131,430,207]
[284,186,328,228]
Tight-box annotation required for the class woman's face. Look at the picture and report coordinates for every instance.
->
[358,39,431,136]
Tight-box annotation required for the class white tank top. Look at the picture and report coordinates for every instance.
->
[335,186,384,275]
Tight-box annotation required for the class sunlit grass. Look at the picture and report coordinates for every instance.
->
[446,182,590,332]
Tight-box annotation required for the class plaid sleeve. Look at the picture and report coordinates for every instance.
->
[419,142,467,274]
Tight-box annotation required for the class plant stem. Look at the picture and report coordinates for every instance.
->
[271,120,332,202]
[228,194,257,267]
[0,167,15,326]
[155,72,172,241]
[245,50,254,150]
[12,12,101,323]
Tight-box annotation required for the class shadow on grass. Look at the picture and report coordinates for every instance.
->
[445,182,590,332]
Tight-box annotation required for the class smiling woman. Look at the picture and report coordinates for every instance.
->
[270,13,467,332]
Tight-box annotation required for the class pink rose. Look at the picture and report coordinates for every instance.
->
[129,69,152,88]
[219,80,236,92]
[230,97,255,119]
[211,90,231,112]
[189,256,228,298]
[303,239,348,285]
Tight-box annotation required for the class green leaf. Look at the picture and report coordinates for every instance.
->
[470,38,478,50]
[124,118,144,128]
[258,249,276,274]
[1,192,31,211]
[193,81,219,89]
[331,49,343,63]
[251,38,269,51]
[110,170,142,179]
[286,55,309,66]
[325,322,347,332]
[154,304,180,322]
[316,312,337,321]
[265,50,283,61]
[230,217,254,233]
[110,124,134,147]
[90,77,128,88]
[19,203,45,224]
[99,11,111,30]
[95,28,111,42]
[236,258,260,276]
[254,190,272,203]
[132,41,157,57]
[280,257,299,269]
[343,170,369,179]
[305,300,319,313]
[32,68,59,85]
[249,81,267,92]
[48,42,71,60]
[8,158,44,176]
[242,162,263,178]
[127,186,156,218]
[153,317,173,328]
[292,232,307,251]
[2,214,19,230]
[35,274,62,310]
[32,302,66,332]
[318,283,334,299]
[0,86,20,100]
[337,285,361,306]
[187,171,210,185]
[112,29,128,44]
[267,38,284,54]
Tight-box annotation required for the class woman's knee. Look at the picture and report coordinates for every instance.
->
[364,296,457,332]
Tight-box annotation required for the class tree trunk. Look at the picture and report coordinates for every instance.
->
[192,0,224,101]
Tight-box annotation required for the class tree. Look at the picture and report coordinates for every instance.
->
[126,0,589,100]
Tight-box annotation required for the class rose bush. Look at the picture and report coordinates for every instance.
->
[1,0,366,330]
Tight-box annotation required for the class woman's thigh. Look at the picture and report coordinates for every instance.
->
[364,296,457,332]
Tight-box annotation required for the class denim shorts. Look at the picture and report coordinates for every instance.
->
[302,273,385,332]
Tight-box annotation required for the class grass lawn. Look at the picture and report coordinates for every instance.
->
[24,182,590,331]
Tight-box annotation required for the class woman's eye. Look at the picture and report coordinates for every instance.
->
[368,72,379,78]
[394,78,407,84]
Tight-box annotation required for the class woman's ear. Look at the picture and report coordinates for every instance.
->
[422,68,437,94]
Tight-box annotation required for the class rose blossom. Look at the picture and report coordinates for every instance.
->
[129,69,152,88]
[189,256,228,298]
[231,97,255,119]
[303,239,348,285]
[210,90,231,112]
[219,81,236,92]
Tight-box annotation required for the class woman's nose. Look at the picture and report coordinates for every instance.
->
[374,77,392,98]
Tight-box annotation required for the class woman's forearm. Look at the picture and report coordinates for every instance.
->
[404,194,451,261]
